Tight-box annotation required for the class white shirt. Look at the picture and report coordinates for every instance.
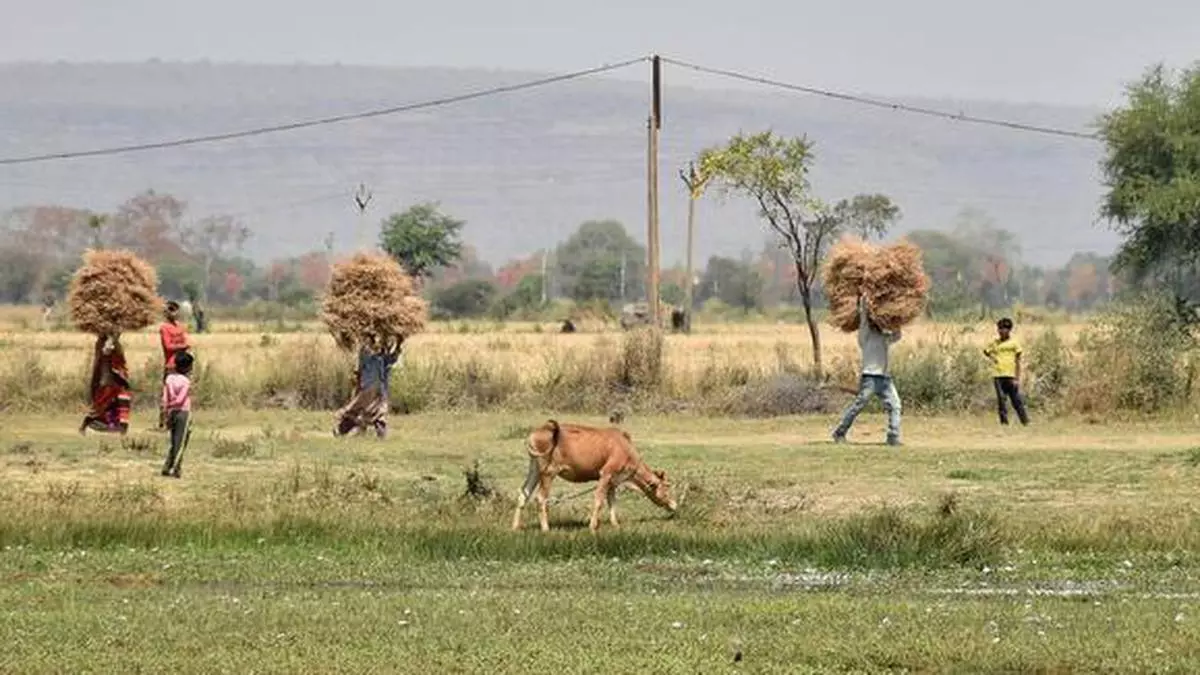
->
[857,298,901,376]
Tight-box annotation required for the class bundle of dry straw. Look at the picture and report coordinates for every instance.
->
[67,249,163,336]
[322,252,428,351]
[822,236,931,333]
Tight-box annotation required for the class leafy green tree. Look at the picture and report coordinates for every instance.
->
[1100,63,1200,303]
[379,202,465,280]
[698,255,765,313]
[509,273,546,310]
[554,220,645,302]
[698,131,900,374]
[660,281,685,307]
[905,230,977,315]
[432,279,499,318]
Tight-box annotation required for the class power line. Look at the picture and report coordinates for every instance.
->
[0,57,649,166]
[660,56,1102,142]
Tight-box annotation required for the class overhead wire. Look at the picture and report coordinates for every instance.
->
[0,56,649,166]
[658,56,1102,142]
[0,53,1107,172]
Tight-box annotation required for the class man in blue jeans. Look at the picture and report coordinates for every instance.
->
[832,296,903,446]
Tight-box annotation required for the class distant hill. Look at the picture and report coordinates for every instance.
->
[0,62,1117,267]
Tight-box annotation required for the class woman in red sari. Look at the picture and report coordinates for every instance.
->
[79,334,132,435]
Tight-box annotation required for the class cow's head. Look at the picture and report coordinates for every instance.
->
[640,468,678,513]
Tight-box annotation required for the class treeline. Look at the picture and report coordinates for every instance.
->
[0,192,1120,323]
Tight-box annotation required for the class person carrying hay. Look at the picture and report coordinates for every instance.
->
[831,296,904,446]
[79,334,132,436]
[333,335,403,439]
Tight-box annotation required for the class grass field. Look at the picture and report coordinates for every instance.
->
[4,403,1200,673]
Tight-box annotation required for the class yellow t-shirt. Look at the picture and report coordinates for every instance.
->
[984,337,1022,378]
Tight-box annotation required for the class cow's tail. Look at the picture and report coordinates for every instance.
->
[526,419,561,458]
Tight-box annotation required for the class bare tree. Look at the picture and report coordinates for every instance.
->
[182,215,251,301]
[698,131,900,376]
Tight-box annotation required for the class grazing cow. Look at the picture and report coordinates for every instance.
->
[511,419,678,533]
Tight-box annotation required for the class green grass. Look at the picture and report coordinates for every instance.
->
[5,410,1200,671]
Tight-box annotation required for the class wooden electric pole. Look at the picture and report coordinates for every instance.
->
[646,55,663,325]
[679,161,709,334]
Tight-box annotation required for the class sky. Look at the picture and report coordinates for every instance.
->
[1,0,1197,107]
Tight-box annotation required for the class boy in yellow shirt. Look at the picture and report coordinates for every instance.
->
[983,317,1029,426]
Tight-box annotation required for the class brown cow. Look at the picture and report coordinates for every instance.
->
[511,419,678,533]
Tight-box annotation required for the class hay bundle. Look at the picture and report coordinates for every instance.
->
[822,236,930,333]
[67,249,163,336]
[322,252,427,350]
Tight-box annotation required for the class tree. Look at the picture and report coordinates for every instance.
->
[906,229,978,315]
[433,279,498,318]
[698,131,900,374]
[554,220,645,303]
[430,244,494,286]
[379,202,465,281]
[105,190,190,262]
[223,269,245,301]
[698,255,765,313]
[181,215,250,301]
[1100,63,1200,303]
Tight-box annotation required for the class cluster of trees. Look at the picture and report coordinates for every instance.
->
[0,186,1136,327]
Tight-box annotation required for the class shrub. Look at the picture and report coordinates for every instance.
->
[1071,293,1197,413]
[1024,328,1071,409]
[890,328,989,413]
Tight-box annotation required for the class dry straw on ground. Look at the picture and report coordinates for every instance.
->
[67,249,163,336]
[823,236,931,333]
[322,252,428,350]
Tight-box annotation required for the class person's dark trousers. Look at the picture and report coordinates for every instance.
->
[162,410,190,475]
[993,377,1029,426]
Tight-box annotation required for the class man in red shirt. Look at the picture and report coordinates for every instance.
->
[158,301,190,429]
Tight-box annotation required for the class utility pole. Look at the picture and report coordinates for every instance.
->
[680,161,709,334]
[646,55,662,325]
[620,251,627,301]
[354,183,373,251]
[540,248,549,305]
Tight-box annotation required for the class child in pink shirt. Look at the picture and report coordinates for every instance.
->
[161,351,194,478]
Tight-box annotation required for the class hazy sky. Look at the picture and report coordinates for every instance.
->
[1,0,1196,106]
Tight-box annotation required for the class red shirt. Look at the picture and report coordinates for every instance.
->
[159,321,189,369]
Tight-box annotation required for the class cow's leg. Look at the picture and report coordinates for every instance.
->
[606,483,620,527]
[589,474,613,533]
[511,457,541,531]
[536,474,554,532]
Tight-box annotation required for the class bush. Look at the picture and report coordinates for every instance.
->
[1071,294,1197,413]
[890,328,990,413]
[1024,328,1071,409]
[432,279,499,319]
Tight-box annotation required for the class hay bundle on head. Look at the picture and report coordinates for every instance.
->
[822,236,931,333]
[322,252,428,351]
[67,249,164,336]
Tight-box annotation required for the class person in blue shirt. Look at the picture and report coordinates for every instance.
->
[333,335,403,439]
[831,296,904,446]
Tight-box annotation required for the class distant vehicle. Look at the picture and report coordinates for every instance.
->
[619,302,654,330]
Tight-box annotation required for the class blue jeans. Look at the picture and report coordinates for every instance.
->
[833,374,902,441]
